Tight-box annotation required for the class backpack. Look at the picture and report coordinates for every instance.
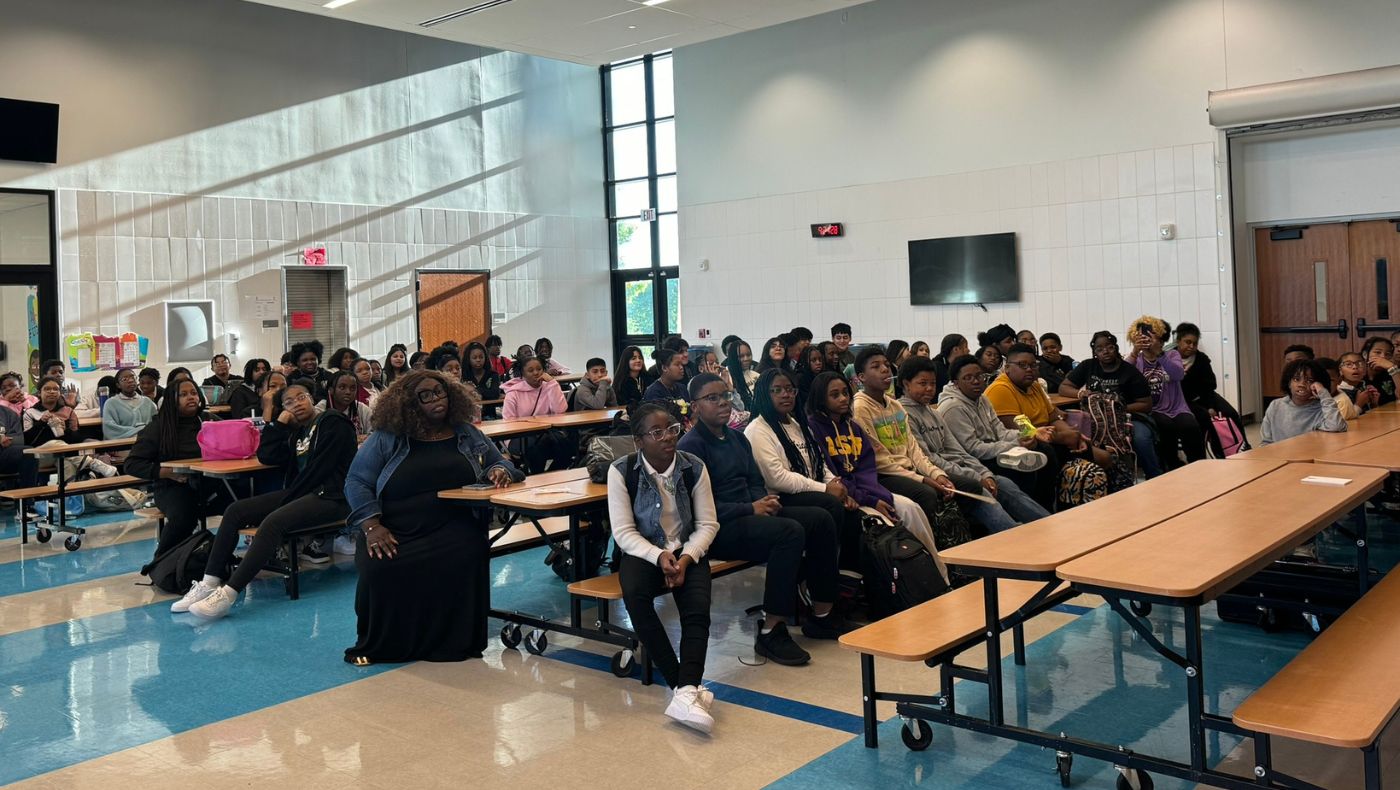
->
[928,496,974,551]
[139,530,226,594]
[1207,414,1246,458]
[1056,458,1109,509]
[197,418,261,460]
[585,435,636,483]
[859,515,949,619]
[1082,393,1136,491]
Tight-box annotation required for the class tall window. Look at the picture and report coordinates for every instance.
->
[602,52,677,361]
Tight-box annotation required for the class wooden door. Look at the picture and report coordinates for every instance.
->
[1347,220,1400,344]
[415,270,491,351]
[1255,224,1352,400]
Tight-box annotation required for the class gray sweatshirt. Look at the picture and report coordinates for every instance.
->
[1259,394,1346,445]
[899,396,993,488]
[572,377,618,410]
[936,382,1024,464]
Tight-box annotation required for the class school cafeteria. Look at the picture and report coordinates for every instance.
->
[3,0,1400,787]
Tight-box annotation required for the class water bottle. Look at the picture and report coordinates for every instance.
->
[97,386,110,411]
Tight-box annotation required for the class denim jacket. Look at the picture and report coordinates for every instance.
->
[345,424,525,529]
[612,449,702,549]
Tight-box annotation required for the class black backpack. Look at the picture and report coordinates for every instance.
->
[139,530,224,594]
[859,515,949,619]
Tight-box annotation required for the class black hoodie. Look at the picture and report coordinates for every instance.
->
[257,410,356,503]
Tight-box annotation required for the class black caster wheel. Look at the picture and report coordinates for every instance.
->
[1130,601,1151,617]
[900,719,932,751]
[1116,769,1153,790]
[1056,751,1072,787]
[610,649,635,678]
[524,629,548,656]
[64,536,81,552]
[500,625,523,649]
[35,527,52,543]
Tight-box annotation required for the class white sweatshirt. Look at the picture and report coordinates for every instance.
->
[744,415,833,495]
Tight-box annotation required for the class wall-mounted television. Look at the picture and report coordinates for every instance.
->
[908,232,1019,305]
[0,98,60,164]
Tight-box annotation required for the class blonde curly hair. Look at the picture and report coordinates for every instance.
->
[1127,315,1170,343]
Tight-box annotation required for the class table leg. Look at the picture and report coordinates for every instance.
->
[860,653,879,748]
[1184,603,1206,772]
[1356,505,1371,598]
[568,511,583,629]
[983,577,1004,727]
[54,455,68,533]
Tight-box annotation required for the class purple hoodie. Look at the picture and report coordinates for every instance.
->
[807,412,893,508]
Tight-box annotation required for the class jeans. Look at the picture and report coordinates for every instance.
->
[707,513,804,616]
[878,474,967,550]
[619,551,712,689]
[955,474,1051,532]
[1130,418,1162,479]
[205,490,349,591]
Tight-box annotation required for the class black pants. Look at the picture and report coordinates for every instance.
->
[206,490,348,591]
[619,551,712,689]
[708,514,804,617]
[776,490,849,595]
[1149,411,1207,470]
[520,428,574,474]
[153,479,232,556]
[1189,395,1246,457]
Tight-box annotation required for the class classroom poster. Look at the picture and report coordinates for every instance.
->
[65,333,97,372]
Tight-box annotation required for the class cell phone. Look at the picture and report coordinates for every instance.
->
[1137,322,1152,337]
[463,482,496,490]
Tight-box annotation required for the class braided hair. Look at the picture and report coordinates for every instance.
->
[752,368,823,481]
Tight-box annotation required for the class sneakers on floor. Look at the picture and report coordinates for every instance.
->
[188,584,237,619]
[997,446,1048,472]
[801,611,853,640]
[754,621,811,666]
[332,535,357,556]
[171,579,220,613]
[665,685,714,734]
[300,546,331,565]
[80,455,119,478]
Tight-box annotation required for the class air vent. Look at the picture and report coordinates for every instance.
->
[419,0,514,27]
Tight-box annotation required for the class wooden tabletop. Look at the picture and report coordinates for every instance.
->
[1231,417,1400,462]
[78,416,103,428]
[526,409,621,429]
[479,398,504,407]
[940,460,1284,573]
[1056,462,1387,600]
[207,404,231,414]
[479,419,551,440]
[438,467,590,501]
[553,374,584,385]
[489,478,607,511]
[1316,432,1400,472]
[161,457,273,476]
[24,437,137,456]
[1048,393,1078,408]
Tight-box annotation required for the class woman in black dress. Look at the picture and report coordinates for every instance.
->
[342,369,524,665]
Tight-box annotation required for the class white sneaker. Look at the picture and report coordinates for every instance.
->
[697,684,715,709]
[189,585,237,619]
[665,685,714,734]
[332,535,357,556]
[997,446,1048,472]
[171,579,219,613]
[84,456,119,478]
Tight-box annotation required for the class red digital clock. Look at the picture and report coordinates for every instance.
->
[810,223,844,238]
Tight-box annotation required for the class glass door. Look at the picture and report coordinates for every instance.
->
[0,189,59,392]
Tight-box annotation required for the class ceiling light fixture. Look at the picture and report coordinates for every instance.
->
[322,0,356,8]
[419,0,514,27]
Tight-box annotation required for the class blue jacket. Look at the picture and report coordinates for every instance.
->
[345,424,524,529]
[612,449,703,549]
[676,423,766,523]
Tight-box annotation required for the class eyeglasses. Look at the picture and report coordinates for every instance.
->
[1007,360,1037,370]
[416,388,447,404]
[1341,360,1364,368]
[1092,342,1119,352]
[693,393,728,405]
[282,392,312,407]
[770,385,797,395]
[643,424,683,441]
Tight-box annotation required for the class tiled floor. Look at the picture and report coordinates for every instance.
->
[0,504,1397,789]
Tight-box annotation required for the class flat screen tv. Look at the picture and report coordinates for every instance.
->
[908,232,1019,305]
[0,98,60,164]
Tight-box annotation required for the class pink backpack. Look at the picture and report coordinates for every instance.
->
[1208,414,1245,458]
[197,419,262,460]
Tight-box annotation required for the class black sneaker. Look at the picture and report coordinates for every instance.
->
[754,622,811,666]
[299,547,331,565]
[801,612,852,640]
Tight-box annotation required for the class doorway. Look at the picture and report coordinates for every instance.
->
[0,188,59,391]
[612,266,679,362]
[1254,219,1400,407]
[415,269,491,351]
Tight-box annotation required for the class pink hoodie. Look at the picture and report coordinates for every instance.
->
[502,376,567,419]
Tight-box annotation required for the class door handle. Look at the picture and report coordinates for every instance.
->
[1358,317,1369,338]
[1339,319,1349,340]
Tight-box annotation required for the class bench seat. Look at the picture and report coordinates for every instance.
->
[839,579,1061,662]
[567,559,753,601]
[1233,566,1400,749]
[0,474,146,501]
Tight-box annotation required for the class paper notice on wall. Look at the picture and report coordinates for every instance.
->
[65,333,97,372]
[117,332,147,369]
[94,335,119,370]
[251,296,276,320]
[290,311,314,331]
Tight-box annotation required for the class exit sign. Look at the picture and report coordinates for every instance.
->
[811,223,844,238]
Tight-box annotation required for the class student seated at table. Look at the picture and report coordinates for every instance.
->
[350,357,380,408]
[938,355,1055,507]
[291,340,334,398]
[678,374,833,666]
[899,357,1048,532]
[1362,336,1399,406]
[849,347,973,551]
[884,340,910,398]
[0,398,32,491]
[1174,323,1248,454]
[0,371,38,416]
[173,381,357,619]
[24,376,82,448]
[795,344,827,413]
[615,345,649,412]
[1037,333,1074,394]
[644,347,690,404]
[326,347,359,373]
[931,334,968,390]
[344,370,524,665]
[102,368,157,440]
[831,322,855,370]
[220,359,268,420]
[805,371,941,558]
[502,356,573,473]
[696,350,750,428]
[978,324,1018,359]
[316,371,373,438]
[127,380,232,555]
[572,357,618,410]
[724,338,759,404]
[533,337,570,377]
[40,358,100,420]
[1125,316,1205,470]
[607,401,720,733]
[976,345,1003,381]
[383,344,410,387]
[409,350,429,371]
[1059,331,1161,477]
[426,346,463,380]
[784,328,813,372]
[1334,351,1379,418]
[202,353,241,389]
[1283,344,1314,365]
[137,367,163,404]
[461,342,501,416]
[1260,359,1346,445]
[1015,330,1038,352]
[254,370,288,423]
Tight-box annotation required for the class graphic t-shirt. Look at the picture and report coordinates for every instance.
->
[1066,359,1151,404]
